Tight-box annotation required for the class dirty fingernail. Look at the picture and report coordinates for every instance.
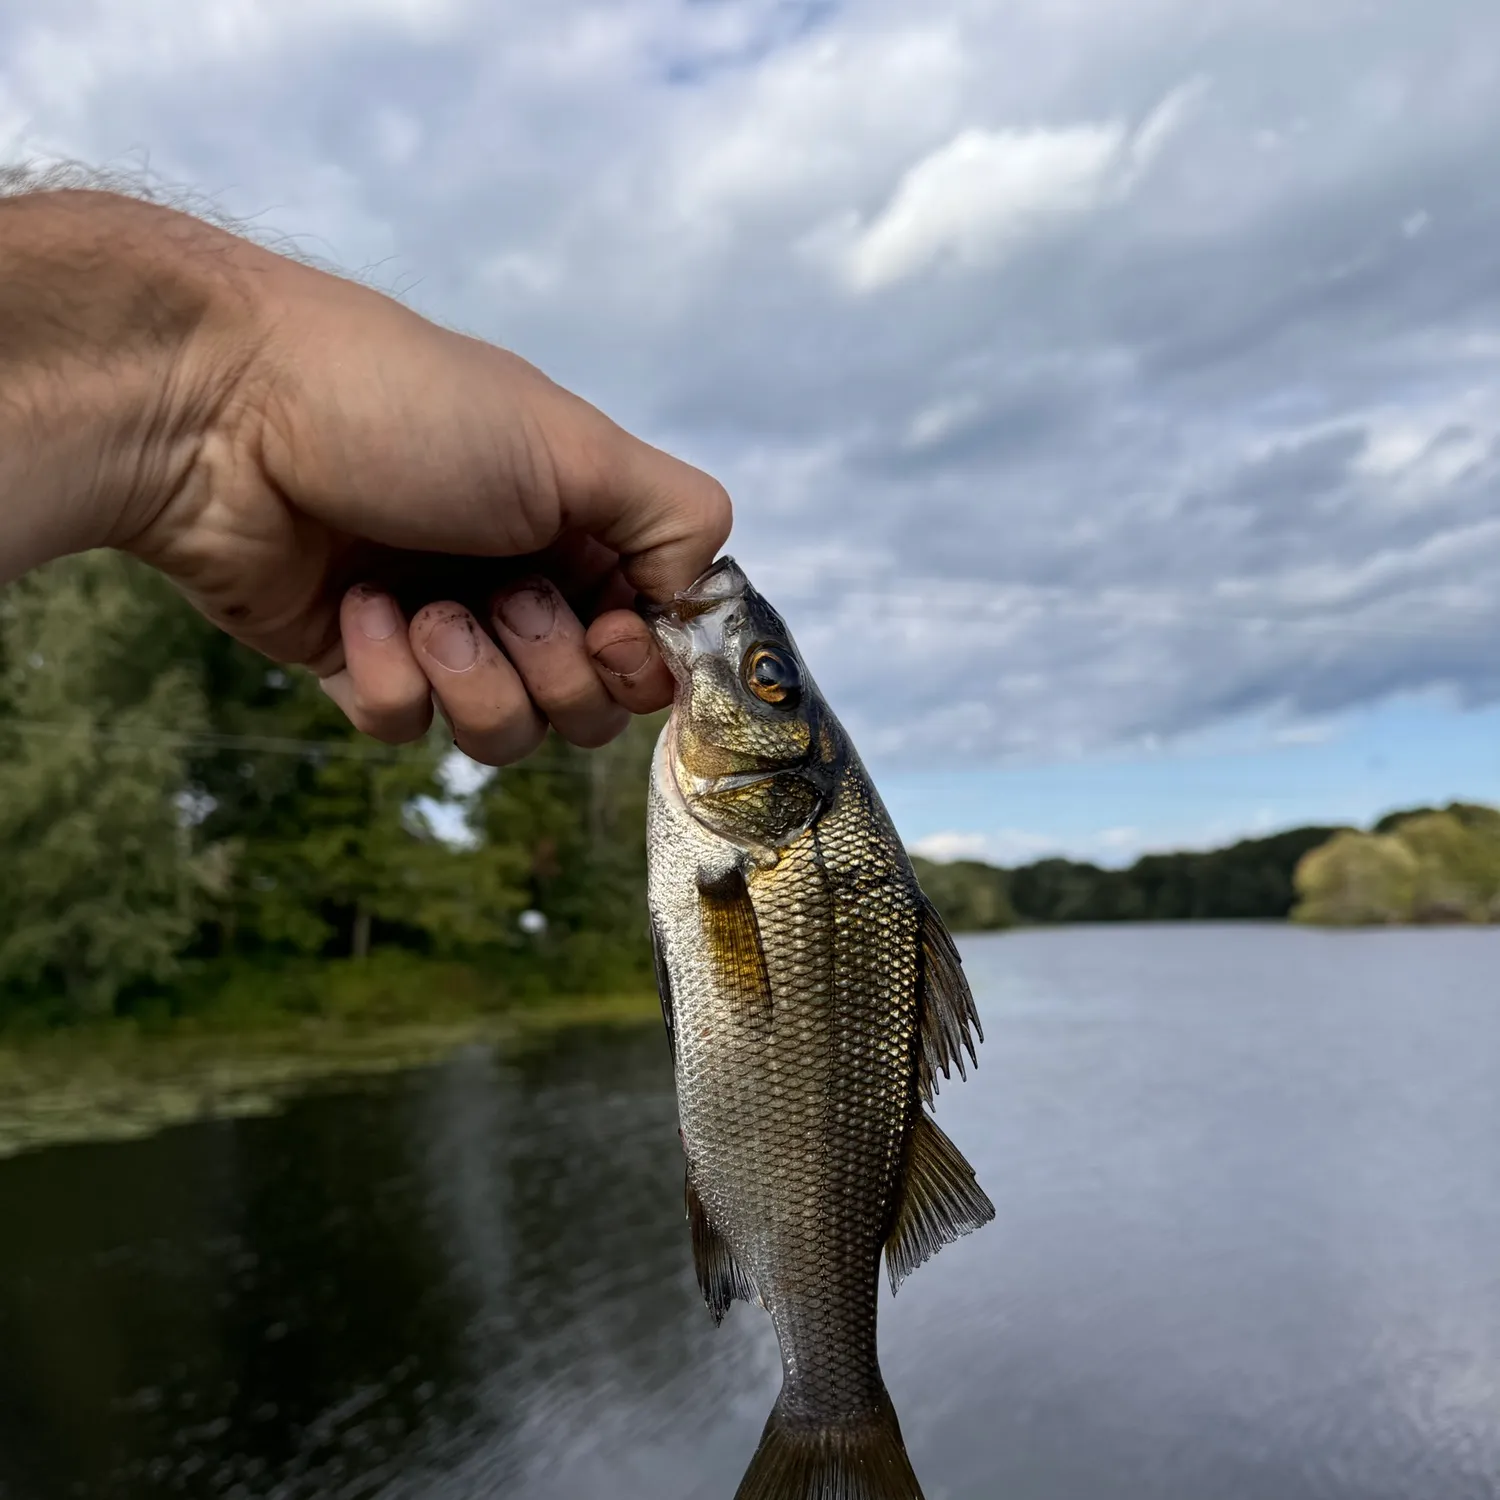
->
[426,618,479,672]
[356,593,399,641]
[495,582,557,641]
[592,635,652,678]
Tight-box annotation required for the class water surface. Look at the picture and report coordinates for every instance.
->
[3,925,1500,1499]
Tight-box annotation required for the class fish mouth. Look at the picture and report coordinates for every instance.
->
[640,556,747,627]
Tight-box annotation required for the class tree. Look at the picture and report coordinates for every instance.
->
[910,857,1017,931]
[0,555,213,1017]
[1291,831,1419,926]
[473,712,664,986]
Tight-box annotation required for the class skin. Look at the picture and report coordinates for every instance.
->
[0,186,732,765]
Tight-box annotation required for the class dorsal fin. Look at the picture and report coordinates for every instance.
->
[686,1170,759,1323]
[696,865,772,1018]
[884,1109,995,1294]
[916,899,983,1104]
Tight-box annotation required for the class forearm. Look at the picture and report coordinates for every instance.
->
[0,189,251,582]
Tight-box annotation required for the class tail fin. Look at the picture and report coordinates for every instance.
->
[733,1391,925,1500]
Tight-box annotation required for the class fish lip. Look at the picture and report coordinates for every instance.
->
[639,555,746,627]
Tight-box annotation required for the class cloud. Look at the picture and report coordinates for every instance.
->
[916,825,1176,869]
[836,80,1202,293]
[3,0,1499,775]
[911,831,993,862]
[840,122,1127,291]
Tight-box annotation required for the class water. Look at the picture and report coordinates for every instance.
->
[3,925,1500,1500]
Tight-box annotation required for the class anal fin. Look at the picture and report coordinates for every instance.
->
[885,1109,995,1294]
[686,1170,758,1324]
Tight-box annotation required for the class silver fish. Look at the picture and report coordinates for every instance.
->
[645,557,993,1500]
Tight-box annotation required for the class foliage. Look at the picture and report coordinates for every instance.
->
[910,857,1017,931]
[1293,806,1500,926]
[0,556,214,1018]
[922,826,1345,930]
[0,556,666,1027]
[2,555,1495,1028]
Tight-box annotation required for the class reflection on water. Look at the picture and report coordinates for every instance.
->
[3,926,1500,1499]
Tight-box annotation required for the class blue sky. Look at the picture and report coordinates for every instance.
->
[880,697,1500,866]
[2,0,1498,866]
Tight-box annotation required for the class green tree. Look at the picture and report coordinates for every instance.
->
[910,857,1017,931]
[1291,831,1420,926]
[1397,810,1500,923]
[0,555,212,1018]
[474,712,664,987]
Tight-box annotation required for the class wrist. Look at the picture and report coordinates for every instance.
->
[0,189,262,578]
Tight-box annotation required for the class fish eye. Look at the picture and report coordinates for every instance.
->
[743,644,801,708]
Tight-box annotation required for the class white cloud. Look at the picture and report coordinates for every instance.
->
[911,831,993,862]
[836,81,1200,292]
[841,123,1125,291]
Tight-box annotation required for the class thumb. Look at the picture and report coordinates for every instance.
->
[530,377,734,603]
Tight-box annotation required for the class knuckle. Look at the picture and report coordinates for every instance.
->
[459,711,547,767]
[558,706,629,750]
[353,683,424,727]
[453,692,531,741]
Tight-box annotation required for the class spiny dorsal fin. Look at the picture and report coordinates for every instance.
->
[650,912,676,1062]
[885,1109,995,1295]
[686,1170,758,1324]
[916,898,984,1104]
[697,865,772,1018]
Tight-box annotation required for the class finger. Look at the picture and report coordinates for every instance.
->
[491,577,631,748]
[514,374,733,603]
[561,418,734,602]
[409,602,548,766]
[586,609,675,714]
[532,533,622,616]
[590,567,640,618]
[321,587,433,743]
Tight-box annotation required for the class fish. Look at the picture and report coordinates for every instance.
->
[644,556,994,1500]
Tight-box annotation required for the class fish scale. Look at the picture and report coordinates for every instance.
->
[645,557,994,1500]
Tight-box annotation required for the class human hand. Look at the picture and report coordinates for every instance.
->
[2,189,729,765]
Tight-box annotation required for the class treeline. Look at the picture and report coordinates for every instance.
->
[915,808,1500,933]
[0,554,661,1028]
[1293,803,1500,925]
[913,825,1343,931]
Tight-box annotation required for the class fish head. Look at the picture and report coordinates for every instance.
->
[644,557,840,852]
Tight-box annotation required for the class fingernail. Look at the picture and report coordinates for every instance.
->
[495,581,557,641]
[592,635,651,678]
[356,593,399,641]
[426,617,480,672]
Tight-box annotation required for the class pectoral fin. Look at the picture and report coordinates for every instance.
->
[696,865,772,1019]
[916,899,984,1104]
[686,1170,759,1324]
[884,1109,995,1294]
[650,913,676,1062]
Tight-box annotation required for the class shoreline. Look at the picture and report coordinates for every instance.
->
[0,994,660,1162]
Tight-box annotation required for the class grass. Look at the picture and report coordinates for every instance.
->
[0,954,661,1161]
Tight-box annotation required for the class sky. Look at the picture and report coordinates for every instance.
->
[3,0,1498,866]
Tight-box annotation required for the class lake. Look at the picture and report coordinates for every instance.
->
[3,924,1500,1500]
